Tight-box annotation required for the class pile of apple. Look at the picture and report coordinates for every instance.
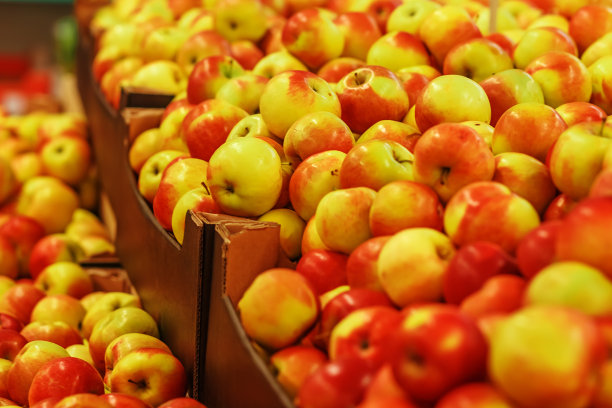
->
[87,0,612,406]
[0,111,206,407]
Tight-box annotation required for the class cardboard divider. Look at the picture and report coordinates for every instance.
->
[76,36,208,399]
[198,213,295,408]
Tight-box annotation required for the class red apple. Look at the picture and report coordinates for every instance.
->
[317,57,367,84]
[333,12,381,61]
[0,313,22,332]
[101,393,155,408]
[345,236,390,292]
[269,345,328,398]
[515,220,563,279]
[186,55,244,104]
[0,329,27,361]
[20,321,82,348]
[569,5,612,53]
[0,282,45,324]
[0,215,45,276]
[435,382,516,408]
[556,101,608,127]
[460,274,527,320]
[54,393,112,408]
[28,234,85,280]
[295,249,349,295]
[158,397,207,408]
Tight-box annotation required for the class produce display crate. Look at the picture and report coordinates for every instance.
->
[75,35,209,399]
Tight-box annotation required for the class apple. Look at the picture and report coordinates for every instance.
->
[460,274,527,321]
[548,119,612,200]
[360,364,411,406]
[0,328,27,361]
[377,228,454,307]
[581,32,612,67]
[207,137,283,217]
[357,120,420,153]
[158,397,207,408]
[0,358,11,398]
[0,313,22,332]
[229,40,264,70]
[175,30,230,76]
[152,157,209,230]
[171,185,221,245]
[259,70,341,138]
[252,51,308,79]
[317,57,367,84]
[515,220,562,279]
[386,0,440,34]
[296,356,375,408]
[460,121,494,148]
[435,382,516,408]
[213,0,268,42]
[295,249,348,295]
[444,181,541,254]
[556,101,608,127]
[226,114,273,141]
[28,234,85,280]
[7,340,69,405]
[16,176,80,235]
[81,292,141,340]
[10,152,43,184]
[186,55,245,105]
[369,180,442,236]
[35,261,94,299]
[238,268,319,350]
[0,282,45,325]
[65,344,94,367]
[489,305,606,408]
[569,5,612,53]
[589,55,612,115]
[443,241,518,305]
[100,57,145,109]
[140,26,189,63]
[129,129,162,172]
[88,306,159,372]
[525,51,592,108]
[413,122,495,203]
[54,393,112,408]
[0,237,17,280]
[215,73,268,115]
[101,393,154,408]
[283,111,354,169]
[104,333,171,376]
[258,208,306,261]
[443,38,513,83]
[415,75,491,132]
[20,320,82,348]
[339,140,414,191]
[418,5,482,67]
[282,8,344,69]
[138,150,189,204]
[512,26,578,70]
[388,304,487,404]
[179,8,214,34]
[491,101,567,162]
[28,357,104,406]
[127,61,187,96]
[334,12,381,61]
[366,31,431,73]
[345,236,390,292]
[335,65,409,134]
[0,215,44,277]
[493,152,557,214]
[271,347,328,399]
[544,193,578,221]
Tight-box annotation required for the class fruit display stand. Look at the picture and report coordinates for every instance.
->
[76,35,209,399]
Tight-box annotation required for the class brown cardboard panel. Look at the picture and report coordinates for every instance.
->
[199,214,294,408]
[76,37,207,399]
[120,86,176,111]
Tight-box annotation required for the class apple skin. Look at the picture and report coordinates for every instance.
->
[443,241,519,305]
[0,314,22,332]
[460,274,527,321]
[569,5,612,53]
[317,57,367,84]
[413,122,495,203]
[443,38,513,83]
[215,73,268,115]
[171,185,221,245]
[7,340,69,405]
[39,136,91,186]
[0,215,45,277]
[252,51,309,79]
[524,51,592,108]
[175,30,231,76]
[0,236,17,280]
[152,157,209,231]
[157,397,207,408]
[339,140,414,191]
[415,75,491,133]
[295,249,349,296]
[516,220,562,279]
[212,0,268,43]
[479,68,545,126]
[435,382,516,408]
[53,393,112,408]
[512,26,578,70]
[369,180,443,236]
[289,150,345,222]
[0,328,27,361]
[333,12,381,61]
[444,181,541,254]
[556,197,612,278]
[16,176,80,235]
[20,321,83,348]
[28,356,105,406]
[101,393,155,408]
[556,101,608,127]
[492,102,567,162]
[107,348,187,407]
[28,234,85,280]
[88,306,160,372]
[366,31,431,73]
[377,228,455,307]
[548,119,612,200]
[229,40,264,71]
[186,55,244,104]
[238,268,319,350]
[386,0,440,35]
[259,70,341,139]
[81,292,141,341]
[138,150,189,204]
[357,120,421,153]
[0,282,46,325]
[128,60,187,96]
[269,345,328,398]
[544,193,578,221]
[388,304,488,404]
[315,187,377,254]
[296,356,376,408]
[493,152,557,214]
[489,305,606,408]
[346,236,390,292]
[283,111,354,169]
[34,261,94,299]
[328,306,401,370]
[335,65,409,134]
[589,55,612,115]
[258,208,306,261]
[104,332,171,379]
[0,357,11,398]
[207,137,283,217]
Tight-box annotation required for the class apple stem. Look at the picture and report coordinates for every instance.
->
[440,167,450,186]
[201,182,211,195]
[128,378,148,389]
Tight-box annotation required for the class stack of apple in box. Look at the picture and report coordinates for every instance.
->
[89,0,612,406]
[0,110,207,407]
